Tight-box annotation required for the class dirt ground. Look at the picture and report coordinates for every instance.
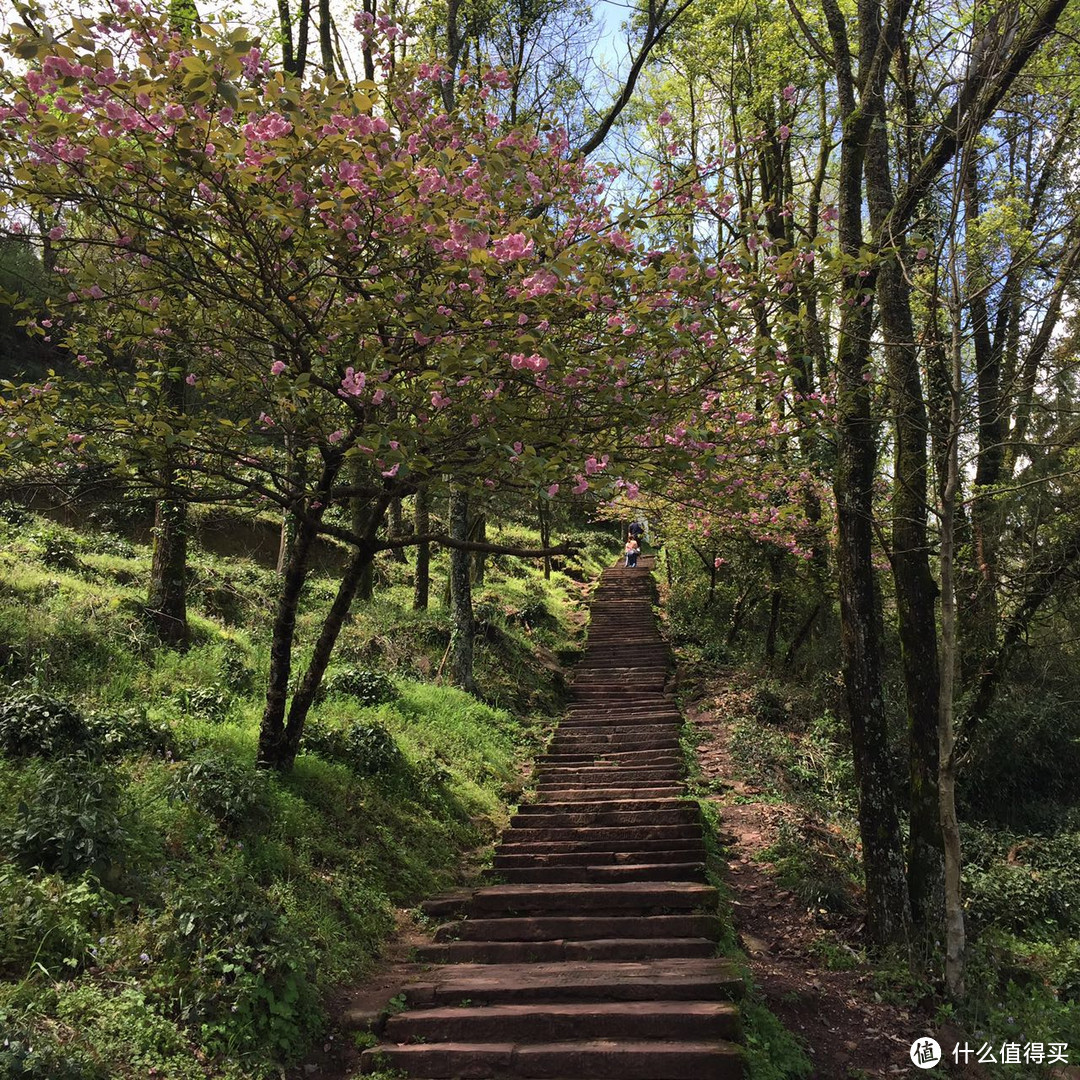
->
[687,692,935,1079]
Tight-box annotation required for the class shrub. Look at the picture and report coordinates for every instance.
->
[319,668,397,706]
[168,756,270,834]
[0,694,87,759]
[301,720,405,778]
[2,758,130,878]
[170,684,233,723]
[0,866,118,978]
[152,873,321,1058]
[0,693,174,761]
[40,535,81,572]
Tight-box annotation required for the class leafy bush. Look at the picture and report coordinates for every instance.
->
[152,874,321,1058]
[168,757,270,833]
[40,535,81,572]
[301,720,404,778]
[0,693,174,760]
[0,694,87,759]
[319,668,397,706]
[170,684,234,723]
[963,829,1080,934]
[2,758,130,878]
[0,866,118,978]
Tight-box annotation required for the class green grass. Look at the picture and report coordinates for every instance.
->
[0,508,608,1079]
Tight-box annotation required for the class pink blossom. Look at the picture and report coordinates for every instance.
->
[328,429,345,443]
[491,233,535,261]
[48,226,65,241]
[372,389,386,405]
[431,391,451,408]
[658,110,673,127]
[778,125,791,141]
[782,84,796,102]
[185,373,197,385]
[66,433,85,444]
[339,367,365,396]
[258,412,275,427]
[572,477,589,495]
[510,352,549,373]
[270,360,287,375]
[547,483,560,497]
[382,463,400,477]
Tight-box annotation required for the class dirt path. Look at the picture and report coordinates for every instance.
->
[687,695,934,1079]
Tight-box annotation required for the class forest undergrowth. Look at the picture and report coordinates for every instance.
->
[660,548,1080,1079]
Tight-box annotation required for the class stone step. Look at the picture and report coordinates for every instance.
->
[509,810,698,830]
[384,1000,742,1044]
[494,847,705,867]
[414,937,718,964]
[492,862,707,884]
[535,768,685,784]
[537,750,682,765]
[515,798,688,815]
[496,837,705,857]
[534,786,686,802]
[504,823,702,843]
[362,1036,746,1079]
[543,738,680,754]
[421,880,715,920]
[402,958,745,1007]
[435,913,722,942]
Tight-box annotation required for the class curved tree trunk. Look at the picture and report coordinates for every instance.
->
[448,485,477,693]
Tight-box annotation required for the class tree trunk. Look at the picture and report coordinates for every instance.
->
[258,514,317,768]
[865,110,943,934]
[538,497,552,580]
[147,368,188,647]
[147,495,188,647]
[389,497,408,563]
[822,0,912,948]
[472,513,487,586]
[352,461,375,601]
[939,285,965,1000]
[448,486,477,693]
[764,553,782,664]
[413,488,431,609]
[318,0,334,76]
[281,543,377,770]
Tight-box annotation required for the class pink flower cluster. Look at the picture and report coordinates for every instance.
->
[492,233,534,261]
[510,353,549,373]
[339,367,365,396]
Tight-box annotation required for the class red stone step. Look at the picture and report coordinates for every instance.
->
[509,810,698,830]
[496,837,705,857]
[534,786,686,802]
[384,1000,742,1043]
[514,797,688,815]
[414,936,718,964]
[466,881,717,914]
[535,764,683,777]
[503,824,702,843]
[435,914,722,942]
[494,848,704,867]
[402,958,745,1007]
[492,862,707,884]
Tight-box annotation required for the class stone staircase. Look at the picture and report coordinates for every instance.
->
[361,559,746,1079]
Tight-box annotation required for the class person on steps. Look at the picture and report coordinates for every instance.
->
[624,535,639,568]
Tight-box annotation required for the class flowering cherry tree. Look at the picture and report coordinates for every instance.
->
[0,4,728,768]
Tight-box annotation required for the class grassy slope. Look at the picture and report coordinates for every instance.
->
[0,508,614,1080]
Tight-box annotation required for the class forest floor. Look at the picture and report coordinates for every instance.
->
[687,691,934,1080]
